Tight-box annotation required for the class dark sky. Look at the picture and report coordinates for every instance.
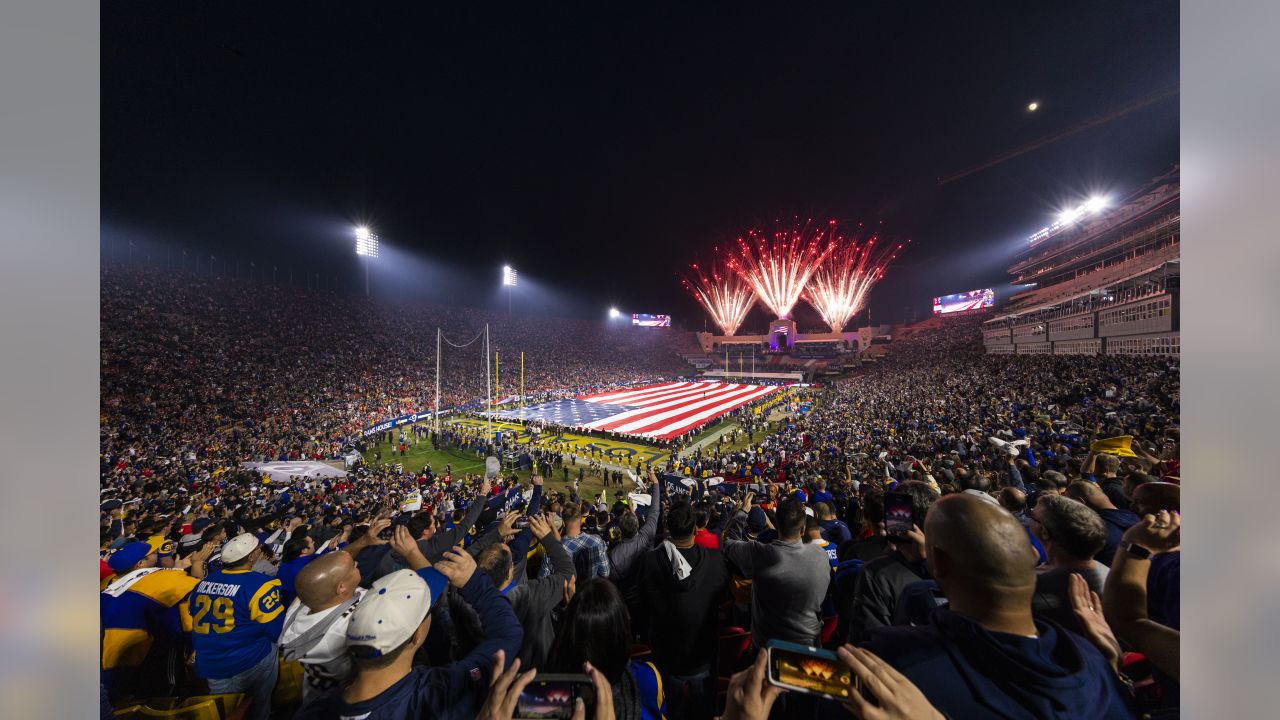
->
[102,2,1178,327]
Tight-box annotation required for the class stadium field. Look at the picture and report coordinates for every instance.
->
[360,417,686,501]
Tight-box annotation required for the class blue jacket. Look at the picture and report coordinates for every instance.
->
[295,570,523,720]
[863,609,1134,719]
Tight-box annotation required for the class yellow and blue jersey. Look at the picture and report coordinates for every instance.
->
[813,538,840,571]
[628,659,667,720]
[101,568,199,698]
[188,568,285,680]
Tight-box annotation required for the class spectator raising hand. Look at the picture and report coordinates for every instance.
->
[435,547,479,588]
[1067,572,1122,670]
[389,524,429,570]
[527,512,557,544]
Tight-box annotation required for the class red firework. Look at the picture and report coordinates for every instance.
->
[682,249,755,336]
[806,221,908,332]
[732,218,838,319]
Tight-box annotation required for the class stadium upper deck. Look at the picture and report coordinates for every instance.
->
[983,167,1180,357]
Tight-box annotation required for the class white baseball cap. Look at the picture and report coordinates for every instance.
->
[221,533,260,564]
[346,568,448,658]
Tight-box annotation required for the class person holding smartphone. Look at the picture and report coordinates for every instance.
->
[843,481,939,644]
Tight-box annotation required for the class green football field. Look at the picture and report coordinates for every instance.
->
[358,391,806,501]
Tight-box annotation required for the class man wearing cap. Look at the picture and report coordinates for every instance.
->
[188,532,286,720]
[295,526,523,720]
[100,538,201,702]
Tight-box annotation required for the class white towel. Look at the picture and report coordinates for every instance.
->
[662,540,692,581]
[989,436,1029,457]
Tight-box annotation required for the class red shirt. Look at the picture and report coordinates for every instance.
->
[694,528,720,549]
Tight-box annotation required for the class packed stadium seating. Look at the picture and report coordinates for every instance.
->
[101,264,1181,719]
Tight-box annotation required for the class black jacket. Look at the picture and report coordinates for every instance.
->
[639,543,731,676]
[844,549,929,644]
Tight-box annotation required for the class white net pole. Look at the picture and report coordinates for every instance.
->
[485,323,492,447]
[434,328,441,432]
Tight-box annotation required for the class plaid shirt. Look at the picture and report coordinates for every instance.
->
[541,531,611,579]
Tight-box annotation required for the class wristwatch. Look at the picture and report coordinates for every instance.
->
[1121,542,1152,560]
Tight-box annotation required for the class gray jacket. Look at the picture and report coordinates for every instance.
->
[721,510,832,647]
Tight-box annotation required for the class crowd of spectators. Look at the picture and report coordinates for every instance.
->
[101,269,1181,718]
[100,264,694,506]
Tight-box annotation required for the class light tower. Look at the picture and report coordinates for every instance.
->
[355,226,379,296]
[502,265,517,313]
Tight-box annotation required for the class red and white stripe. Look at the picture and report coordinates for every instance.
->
[579,382,780,440]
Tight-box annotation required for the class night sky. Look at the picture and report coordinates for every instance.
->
[102,2,1178,327]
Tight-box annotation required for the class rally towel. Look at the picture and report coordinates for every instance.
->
[661,540,692,581]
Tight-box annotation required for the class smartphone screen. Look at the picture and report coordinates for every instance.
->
[766,642,853,700]
[515,676,592,719]
[514,516,531,529]
[883,492,914,539]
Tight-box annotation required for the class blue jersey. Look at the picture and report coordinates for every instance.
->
[189,568,285,679]
[276,554,320,608]
[813,539,840,570]
[627,659,668,720]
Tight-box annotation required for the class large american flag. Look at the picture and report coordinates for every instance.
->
[493,381,782,441]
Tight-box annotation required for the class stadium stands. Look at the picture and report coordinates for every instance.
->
[100,265,1181,719]
[984,168,1180,357]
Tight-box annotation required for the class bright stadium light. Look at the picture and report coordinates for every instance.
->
[501,265,517,313]
[355,226,379,297]
[354,227,379,258]
[1084,195,1107,213]
[609,307,621,319]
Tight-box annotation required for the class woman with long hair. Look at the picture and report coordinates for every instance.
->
[546,577,665,720]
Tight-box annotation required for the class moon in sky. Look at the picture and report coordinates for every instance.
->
[1027,101,1039,112]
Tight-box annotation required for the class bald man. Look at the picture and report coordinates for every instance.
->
[861,494,1134,719]
[278,551,365,701]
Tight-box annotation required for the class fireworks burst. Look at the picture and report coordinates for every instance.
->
[682,250,756,336]
[732,218,838,319]
[806,221,908,332]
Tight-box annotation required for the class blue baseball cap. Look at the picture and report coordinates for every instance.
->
[108,540,158,572]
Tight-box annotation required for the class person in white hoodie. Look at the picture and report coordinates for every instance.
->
[278,518,390,701]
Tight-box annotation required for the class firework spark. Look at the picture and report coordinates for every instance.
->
[806,222,907,332]
[682,250,756,336]
[732,218,838,319]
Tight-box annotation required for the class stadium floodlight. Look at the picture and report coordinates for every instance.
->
[501,265,517,313]
[355,226,379,258]
[1084,196,1107,213]
[609,307,621,319]
[355,226,379,297]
